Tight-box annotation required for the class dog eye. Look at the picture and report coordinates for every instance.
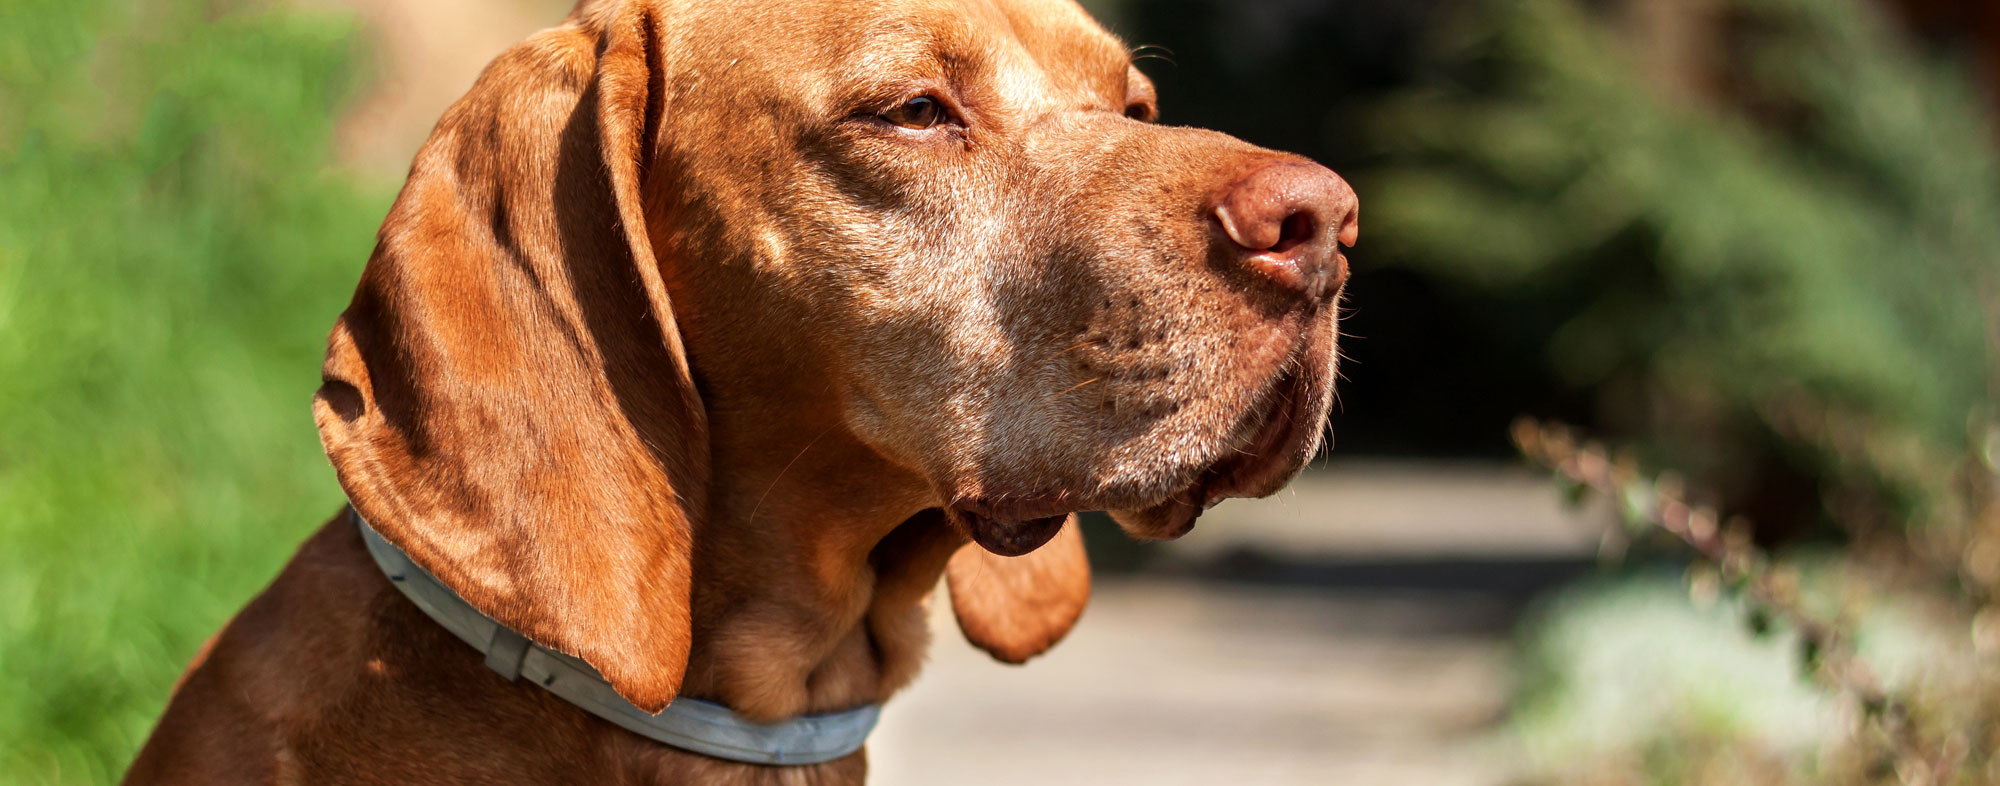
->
[882,96,946,129]
[1124,101,1157,123]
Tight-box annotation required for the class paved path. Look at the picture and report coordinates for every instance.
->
[871,461,1602,785]
[872,580,1516,785]
[1168,460,1609,561]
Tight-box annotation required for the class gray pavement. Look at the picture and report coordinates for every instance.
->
[871,461,1601,785]
[1165,460,1610,561]
[872,581,1517,785]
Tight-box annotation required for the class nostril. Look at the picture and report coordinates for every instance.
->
[1210,158,1357,300]
[1270,211,1318,255]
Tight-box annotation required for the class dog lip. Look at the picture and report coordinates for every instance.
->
[949,494,1080,524]
[946,506,1068,556]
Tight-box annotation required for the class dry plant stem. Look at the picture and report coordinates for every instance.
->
[1758,392,2000,611]
[1512,417,1955,783]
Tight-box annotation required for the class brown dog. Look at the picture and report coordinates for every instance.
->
[124,0,1357,782]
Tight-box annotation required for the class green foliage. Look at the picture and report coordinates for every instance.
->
[1507,571,1994,786]
[1512,572,2000,780]
[1508,575,1842,773]
[1365,0,2000,519]
[0,2,386,781]
[1516,421,1995,781]
[1390,0,2000,780]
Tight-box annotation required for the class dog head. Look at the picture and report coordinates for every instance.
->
[649,0,1357,554]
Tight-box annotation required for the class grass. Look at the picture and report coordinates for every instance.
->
[0,2,391,781]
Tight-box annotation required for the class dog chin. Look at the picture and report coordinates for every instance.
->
[1106,496,1204,541]
[1109,353,1329,541]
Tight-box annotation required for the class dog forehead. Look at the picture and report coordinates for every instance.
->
[656,0,1129,110]
[986,0,1132,90]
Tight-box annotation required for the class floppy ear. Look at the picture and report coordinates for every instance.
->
[311,2,702,712]
[945,516,1091,663]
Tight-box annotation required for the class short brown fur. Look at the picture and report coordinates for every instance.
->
[125,0,1355,782]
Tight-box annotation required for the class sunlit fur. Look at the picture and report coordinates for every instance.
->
[124,0,1350,783]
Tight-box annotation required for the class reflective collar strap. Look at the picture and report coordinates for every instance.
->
[350,508,881,765]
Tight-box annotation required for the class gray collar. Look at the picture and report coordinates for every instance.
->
[351,509,880,765]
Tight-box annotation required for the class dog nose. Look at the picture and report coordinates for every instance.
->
[1210,160,1358,301]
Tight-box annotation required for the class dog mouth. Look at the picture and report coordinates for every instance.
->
[946,332,1332,556]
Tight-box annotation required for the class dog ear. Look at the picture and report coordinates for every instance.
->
[945,516,1091,663]
[312,2,702,713]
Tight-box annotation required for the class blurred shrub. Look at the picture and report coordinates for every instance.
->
[1374,0,2000,780]
[1510,575,1842,762]
[0,2,383,782]
[1513,422,2000,783]
[1366,0,2000,536]
[1508,571,1998,785]
[1508,574,1839,783]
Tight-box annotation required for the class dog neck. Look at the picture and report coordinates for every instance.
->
[678,412,959,722]
[655,258,971,724]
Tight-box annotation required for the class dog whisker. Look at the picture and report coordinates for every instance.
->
[1048,378,1102,401]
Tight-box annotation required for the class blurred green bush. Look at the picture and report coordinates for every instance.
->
[1507,570,1997,786]
[0,2,385,782]
[1365,0,2000,536]
[1377,0,2000,781]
